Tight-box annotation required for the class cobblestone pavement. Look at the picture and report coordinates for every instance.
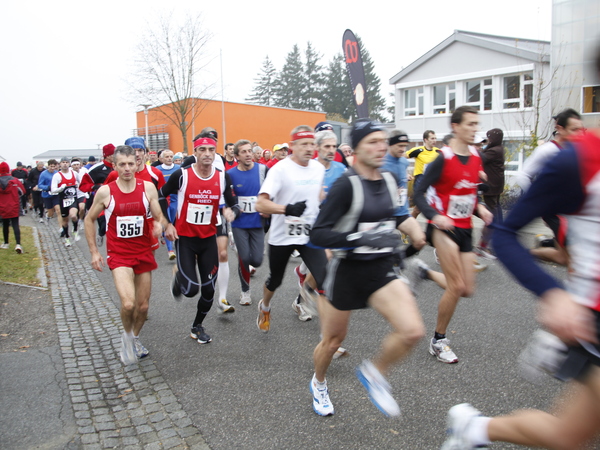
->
[38,220,209,450]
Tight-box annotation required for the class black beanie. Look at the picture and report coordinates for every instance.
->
[351,119,385,149]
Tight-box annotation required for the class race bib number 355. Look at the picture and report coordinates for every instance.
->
[116,216,144,238]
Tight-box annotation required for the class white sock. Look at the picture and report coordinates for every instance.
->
[260,301,270,312]
[467,416,491,447]
[125,330,134,339]
[217,261,230,300]
[312,373,326,388]
[299,262,308,275]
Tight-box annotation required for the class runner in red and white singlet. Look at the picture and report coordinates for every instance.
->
[160,136,240,345]
[85,145,168,366]
[414,106,492,364]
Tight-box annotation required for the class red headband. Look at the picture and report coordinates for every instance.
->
[291,131,315,142]
[194,137,217,148]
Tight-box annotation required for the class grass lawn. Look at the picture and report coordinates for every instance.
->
[0,225,43,286]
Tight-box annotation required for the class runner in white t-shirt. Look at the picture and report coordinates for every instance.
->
[255,125,327,333]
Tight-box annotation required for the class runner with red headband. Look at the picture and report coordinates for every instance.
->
[159,135,240,345]
[255,125,327,333]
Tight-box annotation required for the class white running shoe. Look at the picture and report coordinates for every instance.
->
[239,291,252,305]
[39,217,45,224]
[292,297,312,321]
[473,260,488,272]
[216,298,235,313]
[249,265,256,276]
[310,374,334,416]
[134,338,149,358]
[96,234,104,246]
[473,246,496,260]
[441,403,487,450]
[119,332,137,365]
[74,231,80,242]
[429,338,459,363]
[0,243,9,249]
[332,347,349,360]
[168,250,176,261]
[64,238,72,248]
[355,360,400,417]
[15,245,23,254]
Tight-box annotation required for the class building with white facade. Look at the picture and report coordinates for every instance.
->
[552,0,600,129]
[390,30,551,163]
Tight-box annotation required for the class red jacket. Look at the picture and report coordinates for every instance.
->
[0,175,24,219]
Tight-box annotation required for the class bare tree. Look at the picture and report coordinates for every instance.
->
[129,13,214,155]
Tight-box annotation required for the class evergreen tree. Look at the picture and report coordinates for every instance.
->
[322,53,353,121]
[246,55,277,106]
[304,42,325,111]
[273,44,306,109]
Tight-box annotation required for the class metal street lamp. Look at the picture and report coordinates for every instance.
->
[140,104,151,148]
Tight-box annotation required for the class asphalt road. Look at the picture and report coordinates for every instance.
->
[77,226,566,450]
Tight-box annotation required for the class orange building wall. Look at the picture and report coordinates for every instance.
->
[136,99,326,156]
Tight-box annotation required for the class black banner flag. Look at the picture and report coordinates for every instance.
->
[342,29,369,119]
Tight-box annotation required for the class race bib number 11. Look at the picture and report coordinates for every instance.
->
[187,203,213,225]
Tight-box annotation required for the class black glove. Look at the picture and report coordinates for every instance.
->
[285,200,307,217]
[477,183,489,194]
[355,229,401,249]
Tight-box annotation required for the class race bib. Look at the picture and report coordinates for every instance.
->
[354,221,396,254]
[397,188,407,207]
[447,194,476,219]
[238,196,257,214]
[285,216,311,237]
[186,203,212,225]
[116,215,143,238]
[62,198,75,208]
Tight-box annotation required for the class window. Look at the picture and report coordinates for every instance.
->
[432,82,456,114]
[503,72,533,109]
[465,79,491,111]
[433,85,446,114]
[583,86,600,113]
[404,87,423,117]
[483,78,493,111]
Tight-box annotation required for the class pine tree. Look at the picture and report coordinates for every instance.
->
[304,42,324,111]
[273,45,306,109]
[246,55,277,106]
[322,53,353,121]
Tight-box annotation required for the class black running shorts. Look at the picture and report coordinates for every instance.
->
[324,256,399,311]
[426,223,473,253]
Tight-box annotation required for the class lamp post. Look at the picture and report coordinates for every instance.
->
[140,104,151,148]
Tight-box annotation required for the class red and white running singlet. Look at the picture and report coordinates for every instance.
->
[427,146,482,229]
[175,166,224,239]
[105,180,152,256]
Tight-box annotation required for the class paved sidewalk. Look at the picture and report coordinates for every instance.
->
[29,214,209,450]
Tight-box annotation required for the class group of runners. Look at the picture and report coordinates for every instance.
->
[19,58,600,447]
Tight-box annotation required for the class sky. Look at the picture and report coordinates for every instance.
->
[0,0,552,168]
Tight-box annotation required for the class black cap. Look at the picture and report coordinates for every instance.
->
[88,156,96,162]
